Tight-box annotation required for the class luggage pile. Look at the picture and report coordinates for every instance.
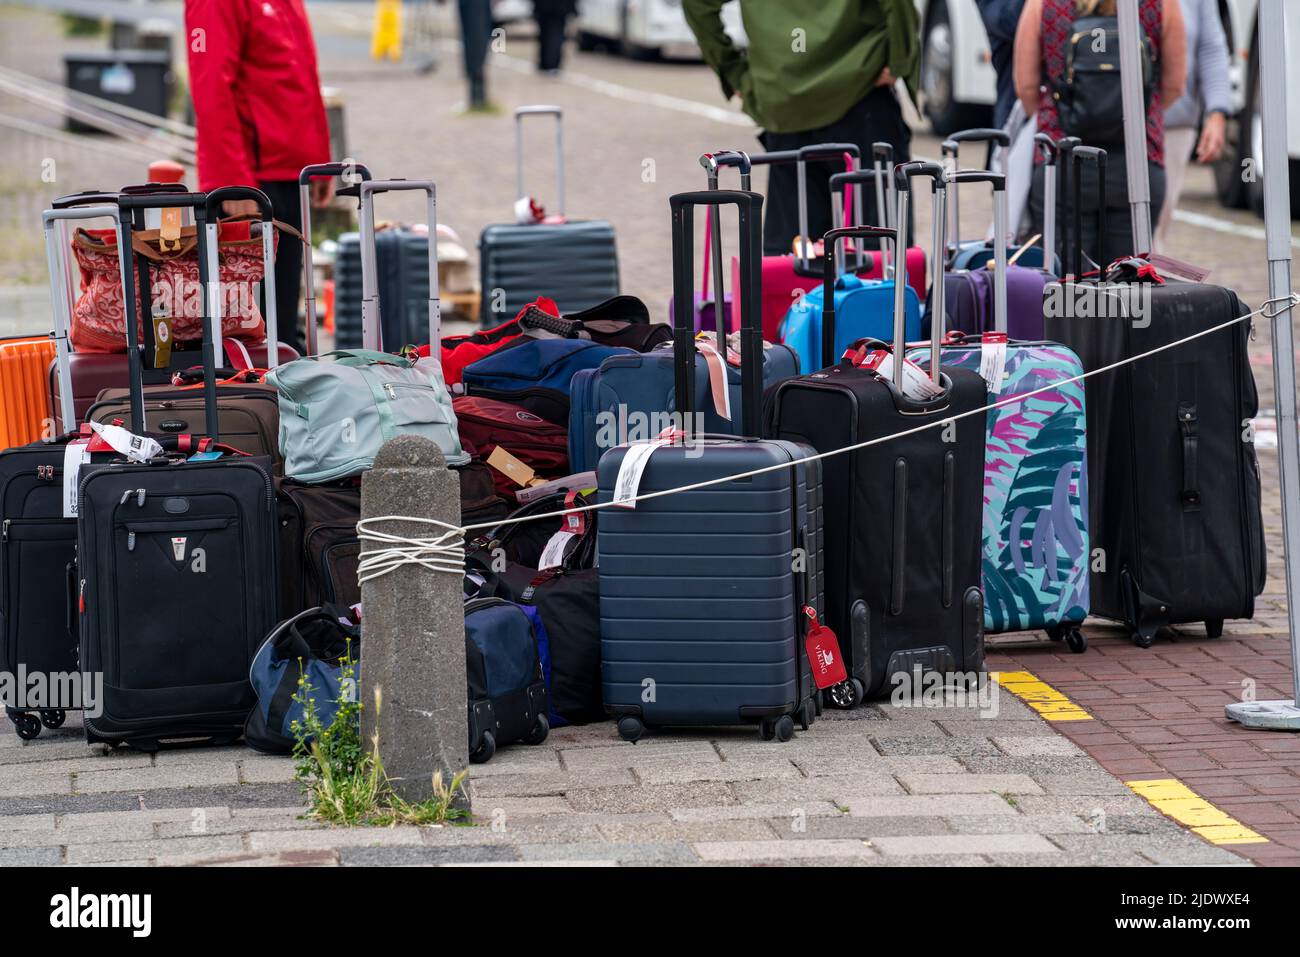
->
[0,96,1268,758]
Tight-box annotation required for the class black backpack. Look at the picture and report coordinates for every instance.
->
[1052,14,1158,143]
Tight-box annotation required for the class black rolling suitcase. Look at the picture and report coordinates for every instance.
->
[478,106,619,327]
[768,164,987,705]
[77,187,279,750]
[1043,147,1265,647]
[597,189,823,743]
[0,196,134,740]
[332,229,431,351]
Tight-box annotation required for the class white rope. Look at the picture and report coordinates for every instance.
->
[354,292,1299,582]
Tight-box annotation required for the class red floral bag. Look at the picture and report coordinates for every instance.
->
[69,218,285,353]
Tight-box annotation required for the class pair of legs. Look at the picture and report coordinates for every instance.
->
[757,87,912,257]
[1028,153,1167,271]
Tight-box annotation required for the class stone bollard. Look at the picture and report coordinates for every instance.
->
[360,435,469,807]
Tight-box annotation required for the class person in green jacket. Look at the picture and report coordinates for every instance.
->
[684,0,921,254]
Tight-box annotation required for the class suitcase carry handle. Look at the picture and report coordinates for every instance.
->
[896,162,949,384]
[669,189,763,438]
[829,170,890,275]
[948,170,1009,335]
[795,143,860,272]
[203,187,279,372]
[43,204,126,431]
[115,191,222,439]
[52,190,122,209]
[698,150,752,323]
[299,162,374,357]
[1068,147,1108,281]
[357,179,440,353]
[819,225,897,372]
[515,105,565,217]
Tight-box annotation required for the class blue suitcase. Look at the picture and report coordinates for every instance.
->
[780,273,920,374]
[597,189,823,743]
[568,340,798,474]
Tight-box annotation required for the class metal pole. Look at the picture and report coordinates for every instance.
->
[1227,0,1300,729]
[1117,0,1153,253]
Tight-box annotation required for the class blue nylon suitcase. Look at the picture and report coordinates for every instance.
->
[478,107,619,327]
[907,170,1090,651]
[597,189,823,743]
[780,273,920,374]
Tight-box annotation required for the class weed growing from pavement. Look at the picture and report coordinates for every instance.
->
[291,658,470,827]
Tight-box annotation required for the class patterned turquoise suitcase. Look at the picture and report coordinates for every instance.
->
[909,338,1089,648]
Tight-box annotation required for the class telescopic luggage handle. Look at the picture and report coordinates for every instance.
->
[796,143,860,273]
[299,161,374,357]
[1068,147,1108,281]
[818,224,897,372]
[203,186,278,372]
[698,150,752,343]
[669,189,763,438]
[895,161,949,385]
[357,179,439,353]
[43,202,126,431]
[872,141,899,243]
[948,170,1009,336]
[1034,134,1060,265]
[515,105,565,217]
[941,129,1010,253]
[115,191,219,438]
[829,169,891,276]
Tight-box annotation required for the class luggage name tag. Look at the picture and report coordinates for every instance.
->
[151,290,173,369]
[486,446,543,488]
[803,607,847,689]
[856,350,944,401]
[159,206,182,252]
[537,530,577,571]
[978,332,1008,390]
[695,340,732,421]
[514,196,545,225]
[187,451,223,462]
[514,471,597,504]
[1145,252,1209,284]
[62,439,91,518]
[611,435,674,509]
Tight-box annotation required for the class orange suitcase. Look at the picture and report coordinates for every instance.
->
[0,337,56,449]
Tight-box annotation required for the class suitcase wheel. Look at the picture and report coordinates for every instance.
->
[1048,624,1088,655]
[799,699,815,731]
[760,715,795,743]
[12,712,41,741]
[616,716,644,744]
[469,730,497,764]
[524,713,550,746]
[1131,631,1155,649]
[826,678,865,710]
[1205,619,1224,640]
[39,709,66,730]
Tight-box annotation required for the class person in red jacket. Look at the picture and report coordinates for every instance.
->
[185,0,333,353]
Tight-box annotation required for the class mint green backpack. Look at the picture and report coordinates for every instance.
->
[267,350,469,483]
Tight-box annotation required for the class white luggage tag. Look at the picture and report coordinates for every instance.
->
[978,332,1009,390]
[89,421,162,463]
[62,439,91,519]
[857,350,944,401]
[538,492,588,570]
[611,429,684,509]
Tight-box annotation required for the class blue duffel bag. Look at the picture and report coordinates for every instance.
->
[460,337,636,396]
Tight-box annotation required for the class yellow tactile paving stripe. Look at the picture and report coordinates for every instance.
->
[1126,778,1269,845]
[991,670,1093,722]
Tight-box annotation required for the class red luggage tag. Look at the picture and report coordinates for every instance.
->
[979,331,1008,390]
[803,607,847,689]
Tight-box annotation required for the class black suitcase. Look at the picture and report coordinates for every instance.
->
[0,438,80,739]
[767,164,987,705]
[1044,147,1266,647]
[478,107,619,327]
[77,187,279,750]
[333,228,431,350]
[274,478,363,621]
[597,189,823,743]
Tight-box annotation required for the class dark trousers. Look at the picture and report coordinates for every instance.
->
[458,0,491,106]
[1029,157,1166,272]
[536,11,568,70]
[757,87,912,256]
[256,180,305,355]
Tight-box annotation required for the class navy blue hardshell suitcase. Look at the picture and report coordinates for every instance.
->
[597,190,823,743]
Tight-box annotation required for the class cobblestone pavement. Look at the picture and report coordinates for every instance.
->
[0,3,1298,865]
